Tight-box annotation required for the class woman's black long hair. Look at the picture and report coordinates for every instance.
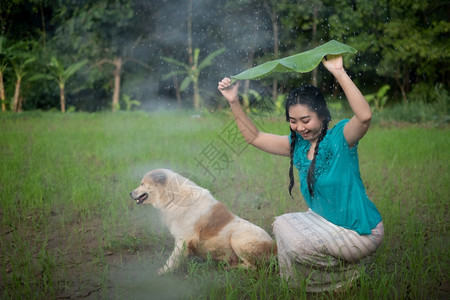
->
[286,85,332,197]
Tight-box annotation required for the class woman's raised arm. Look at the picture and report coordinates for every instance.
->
[218,77,290,156]
[322,55,372,147]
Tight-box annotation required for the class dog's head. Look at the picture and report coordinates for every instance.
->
[130,169,169,207]
[130,169,204,208]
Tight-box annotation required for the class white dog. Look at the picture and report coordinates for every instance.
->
[130,169,276,274]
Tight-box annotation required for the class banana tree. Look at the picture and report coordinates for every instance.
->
[93,56,151,112]
[122,93,141,111]
[0,36,10,112]
[30,57,87,112]
[48,57,87,113]
[11,57,35,112]
[163,47,225,111]
[365,84,390,111]
[9,42,36,112]
[0,61,6,112]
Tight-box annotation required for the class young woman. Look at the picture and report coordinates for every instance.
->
[218,55,383,292]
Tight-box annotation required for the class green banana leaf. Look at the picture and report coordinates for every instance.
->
[231,40,357,81]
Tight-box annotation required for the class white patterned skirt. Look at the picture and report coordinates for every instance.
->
[272,209,384,292]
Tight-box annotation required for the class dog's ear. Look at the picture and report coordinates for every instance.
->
[150,172,167,185]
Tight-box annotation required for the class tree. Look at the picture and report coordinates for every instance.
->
[92,55,151,112]
[163,47,225,110]
[53,0,153,111]
[0,57,6,111]
[328,0,449,103]
[0,36,11,111]
[2,0,447,110]
[9,41,36,112]
[29,57,88,112]
[162,0,225,110]
[277,0,331,87]
[378,0,449,102]
[49,57,87,112]
[122,93,141,111]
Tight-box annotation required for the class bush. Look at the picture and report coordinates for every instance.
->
[408,83,447,103]
[376,99,449,125]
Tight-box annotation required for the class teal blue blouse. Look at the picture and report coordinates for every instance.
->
[291,119,382,235]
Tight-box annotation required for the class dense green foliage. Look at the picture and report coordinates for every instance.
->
[0,0,448,112]
[0,112,448,298]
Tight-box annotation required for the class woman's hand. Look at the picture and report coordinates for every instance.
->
[217,78,290,157]
[322,55,345,76]
[218,77,240,104]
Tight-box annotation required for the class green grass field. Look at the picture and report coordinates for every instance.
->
[0,111,449,299]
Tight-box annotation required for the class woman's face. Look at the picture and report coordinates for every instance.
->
[288,104,323,143]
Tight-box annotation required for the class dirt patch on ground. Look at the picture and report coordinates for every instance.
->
[0,207,172,299]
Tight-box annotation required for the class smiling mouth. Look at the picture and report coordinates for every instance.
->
[300,131,310,136]
[136,193,148,205]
